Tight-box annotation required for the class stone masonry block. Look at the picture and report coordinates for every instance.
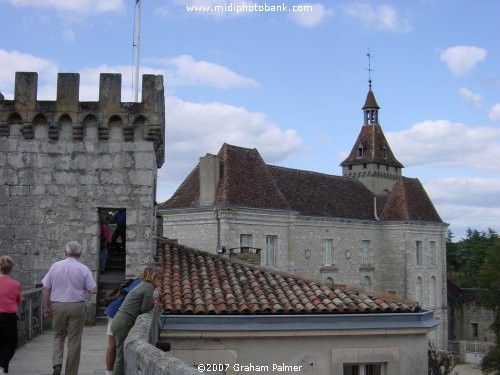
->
[129,170,153,186]
[9,185,31,196]
[0,169,18,185]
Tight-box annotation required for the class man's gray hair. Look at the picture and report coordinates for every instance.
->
[65,241,82,255]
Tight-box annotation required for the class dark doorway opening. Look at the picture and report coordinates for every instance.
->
[97,208,126,322]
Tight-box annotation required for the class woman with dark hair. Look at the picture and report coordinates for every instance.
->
[110,267,161,375]
[0,256,22,374]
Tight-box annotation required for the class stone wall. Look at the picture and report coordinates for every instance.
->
[0,72,165,310]
[124,309,204,375]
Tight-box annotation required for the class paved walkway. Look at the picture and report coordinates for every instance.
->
[454,363,483,375]
[9,325,108,375]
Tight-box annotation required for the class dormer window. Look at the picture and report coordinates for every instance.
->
[357,143,364,158]
[383,144,387,159]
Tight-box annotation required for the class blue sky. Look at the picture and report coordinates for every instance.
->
[1,0,499,240]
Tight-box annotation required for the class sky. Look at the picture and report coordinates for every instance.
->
[0,0,499,241]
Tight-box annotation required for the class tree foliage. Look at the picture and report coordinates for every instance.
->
[428,342,457,375]
[479,239,500,374]
[446,228,498,288]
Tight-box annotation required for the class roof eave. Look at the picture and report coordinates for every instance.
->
[160,310,438,332]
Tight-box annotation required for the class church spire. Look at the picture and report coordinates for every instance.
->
[363,52,379,125]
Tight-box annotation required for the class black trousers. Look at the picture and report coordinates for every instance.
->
[0,313,18,373]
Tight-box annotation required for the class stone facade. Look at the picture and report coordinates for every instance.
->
[0,72,165,315]
[448,283,496,343]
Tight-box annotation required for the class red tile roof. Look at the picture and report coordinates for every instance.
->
[159,143,441,223]
[340,124,403,168]
[381,177,442,222]
[158,238,420,315]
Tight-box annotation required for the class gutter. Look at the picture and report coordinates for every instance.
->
[160,310,438,332]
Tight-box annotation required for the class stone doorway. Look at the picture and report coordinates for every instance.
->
[97,208,126,322]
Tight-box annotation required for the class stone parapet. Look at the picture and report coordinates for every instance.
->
[0,72,165,167]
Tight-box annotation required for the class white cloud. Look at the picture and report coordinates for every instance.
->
[424,177,500,237]
[289,3,333,28]
[343,2,412,33]
[458,87,483,108]
[0,49,58,99]
[489,103,500,121]
[386,120,500,172]
[157,96,302,198]
[153,54,258,89]
[5,0,124,13]
[440,46,486,75]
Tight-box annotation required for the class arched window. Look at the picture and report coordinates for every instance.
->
[430,276,437,308]
[357,143,364,158]
[362,276,372,291]
[415,277,423,305]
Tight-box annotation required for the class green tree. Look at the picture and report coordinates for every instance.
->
[479,239,500,374]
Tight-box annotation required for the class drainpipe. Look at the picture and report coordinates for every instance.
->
[215,208,220,249]
[374,196,380,221]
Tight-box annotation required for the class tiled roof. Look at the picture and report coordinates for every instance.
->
[381,177,442,222]
[159,143,441,223]
[363,89,380,109]
[340,124,404,168]
[268,165,375,219]
[158,238,420,315]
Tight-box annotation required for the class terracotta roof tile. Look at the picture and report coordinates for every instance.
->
[158,238,420,315]
[340,124,403,168]
[381,177,442,222]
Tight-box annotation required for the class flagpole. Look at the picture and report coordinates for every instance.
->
[133,0,142,102]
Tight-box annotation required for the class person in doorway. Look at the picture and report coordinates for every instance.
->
[110,267,161,375]
[111,209,126,253]
[103,278,141,375]
[100,214,110,274]
[0,256,22,375]
[42,241,97,375]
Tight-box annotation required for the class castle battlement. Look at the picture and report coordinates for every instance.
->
[0,72,165,167]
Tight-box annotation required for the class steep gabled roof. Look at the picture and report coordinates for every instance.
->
[160,144,375,219]
[340,124,403,168]
[157,238,420,315]
[381,177,442,222]
[216,144,290,210]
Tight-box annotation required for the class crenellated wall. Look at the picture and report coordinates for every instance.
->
[0,72,165,320]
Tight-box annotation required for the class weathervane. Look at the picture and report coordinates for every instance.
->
[366,51,374,90]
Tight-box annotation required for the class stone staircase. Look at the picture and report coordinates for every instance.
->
[96,253,125,323]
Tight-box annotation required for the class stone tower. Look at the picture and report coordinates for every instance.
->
[340,86,403,196]
[0,72,165,292]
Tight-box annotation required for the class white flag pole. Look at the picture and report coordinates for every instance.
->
[133,0,142,102]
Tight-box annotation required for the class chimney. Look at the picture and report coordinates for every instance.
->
[199,154,220,206]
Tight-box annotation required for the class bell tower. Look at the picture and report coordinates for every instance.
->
[340,55,403,196]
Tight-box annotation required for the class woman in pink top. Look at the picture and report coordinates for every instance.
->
[0,256,22,375]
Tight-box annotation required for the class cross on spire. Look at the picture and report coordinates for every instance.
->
[366,52,374,90]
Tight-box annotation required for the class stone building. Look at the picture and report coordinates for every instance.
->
[448,280,496,343]
[158,87,449,348]
[0,72,165,313]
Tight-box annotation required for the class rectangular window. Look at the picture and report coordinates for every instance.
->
[362,240,371,264]
[266,235,277,267]
[429,241,436,265]
[343,363,383,375]
[416,241,422,265]
[240,234,252,252]
[324,239,333,266]
[472,323,479,339]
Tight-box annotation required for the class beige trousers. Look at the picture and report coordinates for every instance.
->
[52,302,86,375]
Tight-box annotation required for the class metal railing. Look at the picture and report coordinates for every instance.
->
[17,287,51,347]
